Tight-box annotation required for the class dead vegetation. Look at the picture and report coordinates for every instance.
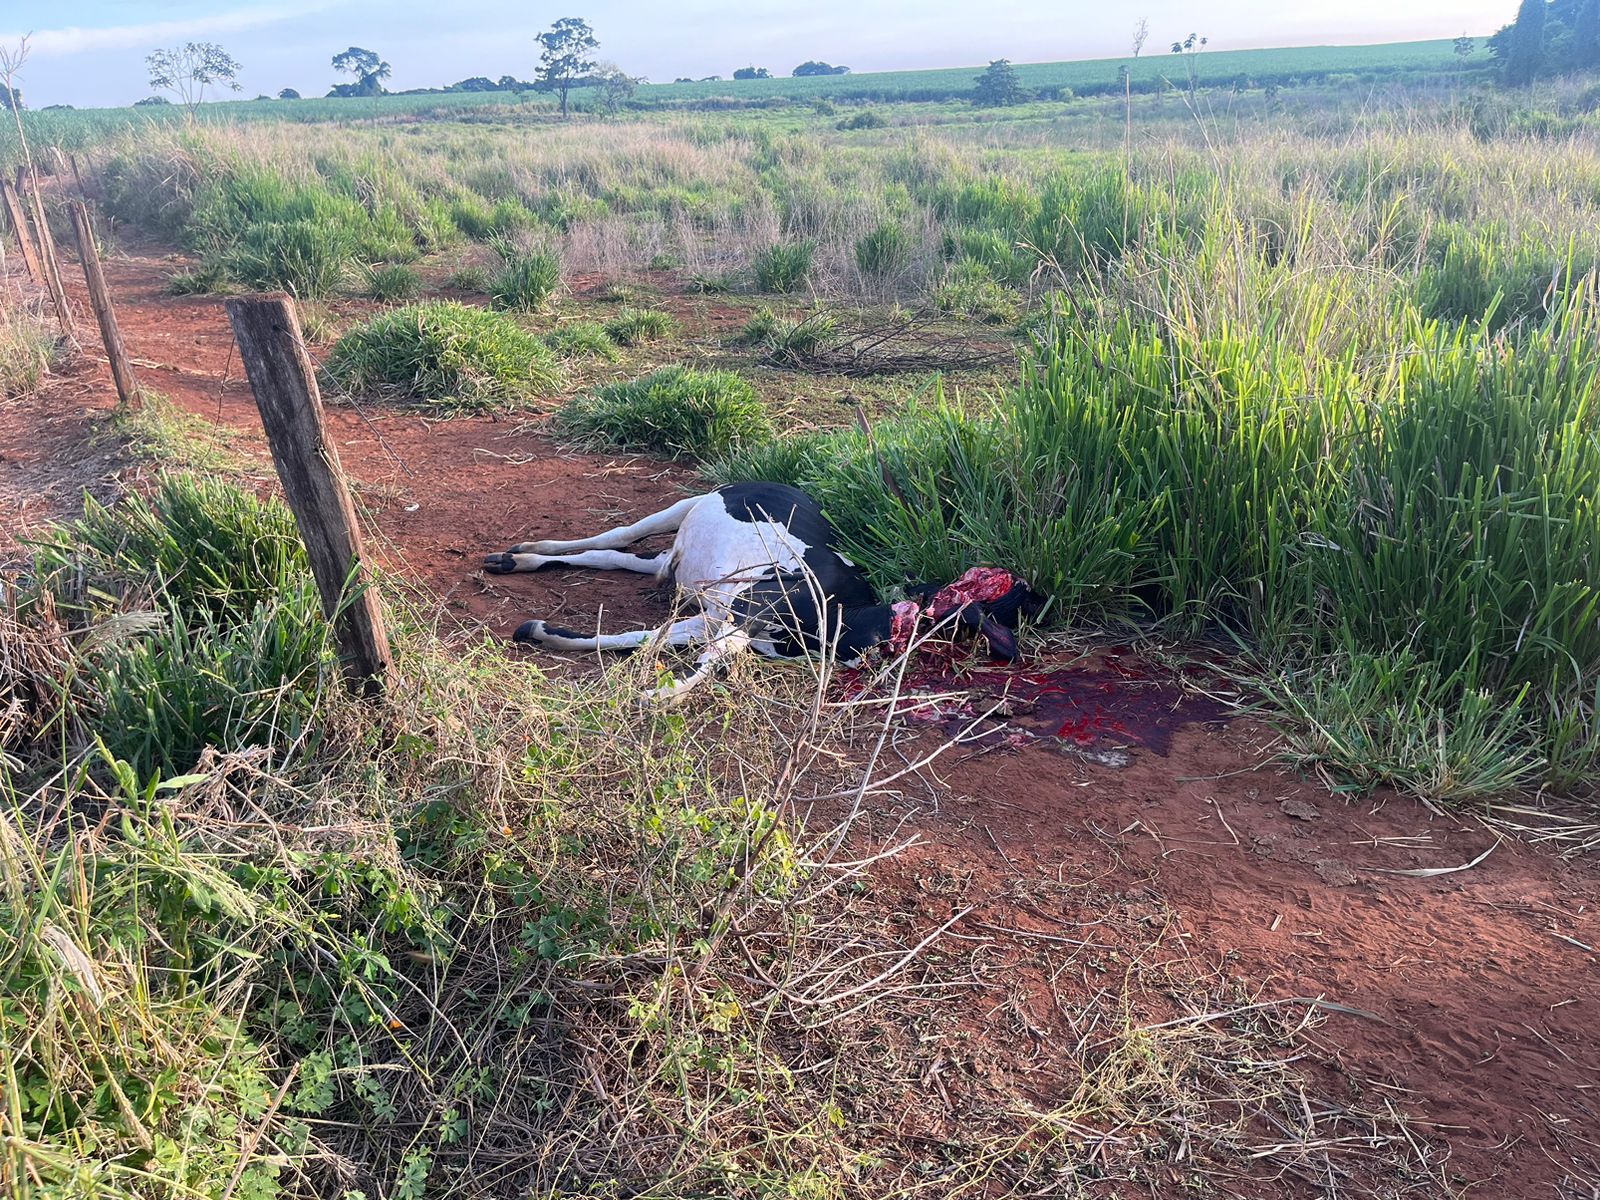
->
[756,308,1015,377]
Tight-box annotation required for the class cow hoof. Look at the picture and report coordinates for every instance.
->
[484,552,517,575]
[512,619,545,644]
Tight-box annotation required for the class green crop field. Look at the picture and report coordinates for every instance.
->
[637,37,1480,101]
[3,36,1487,160]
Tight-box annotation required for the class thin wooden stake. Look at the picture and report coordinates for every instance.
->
[0,176,42,283]
[17,166,75,342]
[54,147,88,201]
[69,201,139,408]
[225,293,396,698]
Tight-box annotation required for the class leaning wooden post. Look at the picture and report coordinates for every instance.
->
[17,167,75,342]
[225,294,397,698]
[68,201,140,408]
[0,176,42,283]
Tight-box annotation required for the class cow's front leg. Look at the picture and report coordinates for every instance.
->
[485,548,666,576]
[513,615,709,653]
[642,627,752,706]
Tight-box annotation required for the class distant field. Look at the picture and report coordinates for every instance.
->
[638,38,1481,102]
[4,37,1486,158]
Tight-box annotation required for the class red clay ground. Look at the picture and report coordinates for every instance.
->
[7,243,1599,1198]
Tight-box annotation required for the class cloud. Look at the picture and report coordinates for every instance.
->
[3,2,346,58]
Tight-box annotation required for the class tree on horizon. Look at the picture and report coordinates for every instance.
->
[537,17,599,117]
[330,47,391,97]
[146,42,242,118]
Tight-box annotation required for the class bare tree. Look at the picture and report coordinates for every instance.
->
[146,42,242,119]
[1133,17,1150,58]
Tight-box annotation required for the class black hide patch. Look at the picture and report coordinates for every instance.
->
[715,483,879,613]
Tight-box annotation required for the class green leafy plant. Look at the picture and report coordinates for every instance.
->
[224,219,352,297]
[544,320,618,360]
[32,473,309,624]
[489,243,562,311]
[855,220,912,277]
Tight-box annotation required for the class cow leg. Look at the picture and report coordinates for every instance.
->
[642,628,752,706]
[513,614,710,653]
[509,494,704,555]
[483,548,667,576]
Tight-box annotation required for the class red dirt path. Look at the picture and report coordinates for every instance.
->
[8,244,1598,1198]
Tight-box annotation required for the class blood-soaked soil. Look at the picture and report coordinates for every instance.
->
[8,240,1598,1198]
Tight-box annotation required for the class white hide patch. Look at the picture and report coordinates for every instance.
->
[668,494,813,619]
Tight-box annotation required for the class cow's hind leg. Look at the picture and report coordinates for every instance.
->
[484,548,667,576]
[513,614,710,653]
[510,494,704,555]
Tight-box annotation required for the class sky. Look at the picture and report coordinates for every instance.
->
[3,1,1515,109]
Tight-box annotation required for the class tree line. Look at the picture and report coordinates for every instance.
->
[1496,0,1600,84]
[95,17,856,115]
[15,6,1595,114]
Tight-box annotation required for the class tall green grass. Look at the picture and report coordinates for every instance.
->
[754,242,816,293]
[0,309,57,399]
[713,289,1600,795]
[26,474,332,777]
[488,240,563,310]
[31,473,309,623]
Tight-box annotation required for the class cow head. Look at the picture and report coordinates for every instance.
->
[899,567,1046,661]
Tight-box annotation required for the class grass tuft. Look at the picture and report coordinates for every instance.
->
[322,301,562,411]
[364,261,424,301]
[223,218,353,297]
[855,219,912,277]
[109,392,255,474]
[0,310,58,400]
[602,306,676,346]
[488,242,563,311]
[544,319,619,360]
[753,241,816,293]
[556,366,772,459]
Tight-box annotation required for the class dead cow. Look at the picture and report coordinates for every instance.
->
[485,482,1042,702]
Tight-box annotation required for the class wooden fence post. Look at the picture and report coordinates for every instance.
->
[54,147,88,201]
[68,201,139,408]
[0,176,42,283]
[17,166,76,342]
[225,294,396,698]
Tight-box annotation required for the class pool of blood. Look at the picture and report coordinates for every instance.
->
[841,648,1231,759]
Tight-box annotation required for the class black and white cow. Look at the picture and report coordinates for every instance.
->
[484,482,1041,703]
